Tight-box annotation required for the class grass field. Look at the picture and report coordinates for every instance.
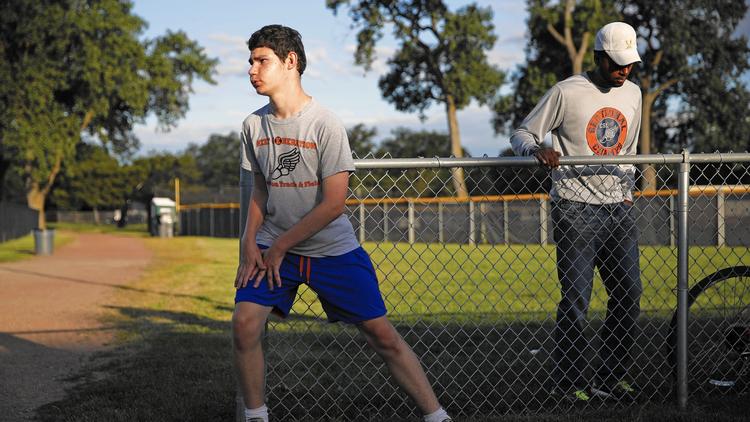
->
[32,235,749,421]
[0,230,74,262]
[0,223,147,263]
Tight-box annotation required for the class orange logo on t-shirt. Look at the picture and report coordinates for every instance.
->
[585,107,628,156]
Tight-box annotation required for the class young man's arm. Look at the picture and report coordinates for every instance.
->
[235,172,268,288]
[619,94,642,205]
[510,85,565,168]
[262,170,350,288]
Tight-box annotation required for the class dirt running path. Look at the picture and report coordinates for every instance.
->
[0,233,152,421]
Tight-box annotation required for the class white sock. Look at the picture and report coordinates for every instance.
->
[244,404,269,422]
[423,407,449,422]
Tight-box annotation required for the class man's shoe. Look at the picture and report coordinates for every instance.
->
[591,380,637,399]
[552,388,591,402]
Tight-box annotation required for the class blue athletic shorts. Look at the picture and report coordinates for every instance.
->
[235,245,387,324]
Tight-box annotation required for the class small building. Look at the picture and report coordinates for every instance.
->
[150,197,177,237]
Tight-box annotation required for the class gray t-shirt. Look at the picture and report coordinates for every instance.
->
[510,73,642,204]
[240,99,359,257]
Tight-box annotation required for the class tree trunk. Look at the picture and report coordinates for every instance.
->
[25,150,64,230]
[0,157,9,200]
[27,183,46,229]
[446,95,469,198]
[546,0,591,77]
[640,90,658,191]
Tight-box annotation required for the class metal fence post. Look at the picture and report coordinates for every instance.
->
[539,198,548,246]
[438,202,444,243]
[210,207,215,237]
[359,202,366,244]
[670,195,676,248]
[479,202,487,244]
[676,150,690,410]
[468,200,476,246]
[196,209,201,236]
[408,200,415,244]
[503,200,509,245]
[383,203,389,242]
[717,189,725,247]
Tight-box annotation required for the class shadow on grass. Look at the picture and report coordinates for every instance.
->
[35,309,750,422]
[35,306,236,422]
[0,267,233,312]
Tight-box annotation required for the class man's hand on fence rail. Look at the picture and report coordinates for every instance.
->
[534,148,561,168]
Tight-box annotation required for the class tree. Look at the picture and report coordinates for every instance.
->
[326,0,504,198]
[373,127,464,197]
[130,151,202,202]
[346,123,378,199]
[494,0,750,191]
[492,0,618,133]
[0,0,216,228]
[347,123,378,159]
[49,143,132,215]
[185,132,241,188]
[623,0,750,189]
[470,147,550,196]
[538,0,616,76]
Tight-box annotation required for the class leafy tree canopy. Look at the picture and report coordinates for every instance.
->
[493,0,750,155]
[327,0,504,197]
[492,0,619,133]
[0,0,216,227]
[328,0,503,114]
[185,132,241,188]
[347,124,378,159]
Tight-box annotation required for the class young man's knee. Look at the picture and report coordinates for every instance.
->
[360,319,403,355]
[232,304,267,350]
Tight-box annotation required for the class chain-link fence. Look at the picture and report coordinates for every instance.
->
[0,201,37,242]
[186,154,750,420]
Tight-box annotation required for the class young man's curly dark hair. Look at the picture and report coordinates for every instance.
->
[247,24,307,75]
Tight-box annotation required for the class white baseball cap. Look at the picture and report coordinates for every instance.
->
[594,22,642,66]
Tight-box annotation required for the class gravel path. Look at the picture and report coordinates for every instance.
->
[0,233,152,421]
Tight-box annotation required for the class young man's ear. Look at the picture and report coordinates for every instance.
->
[286,51,298,71]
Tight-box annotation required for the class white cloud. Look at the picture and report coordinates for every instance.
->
[342,44,396,76]
[206,32,249,78]
[134,120,238,153]
[336,103,506,157]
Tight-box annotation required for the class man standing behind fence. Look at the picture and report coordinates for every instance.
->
[510,22,643,402]
[232,25,451,422]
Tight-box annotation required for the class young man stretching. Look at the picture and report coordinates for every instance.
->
[233,24,452,422]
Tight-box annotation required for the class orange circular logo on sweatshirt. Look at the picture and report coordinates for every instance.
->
[585,107,628,155]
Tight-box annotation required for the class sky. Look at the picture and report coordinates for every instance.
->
[130,1,750,158]
[130,0,528,158]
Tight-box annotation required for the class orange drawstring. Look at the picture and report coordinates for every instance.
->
[299,256,312,284]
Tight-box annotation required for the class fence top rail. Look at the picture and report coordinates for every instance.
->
[177,185,750,209]
[180,203,240,210]
[343,185,750,206]
[353,153,750,169]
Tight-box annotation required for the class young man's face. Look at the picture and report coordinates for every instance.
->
[248,47,290,96]
[597,54,635,87]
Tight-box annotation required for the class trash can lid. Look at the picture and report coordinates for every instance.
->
[151,197,176,207]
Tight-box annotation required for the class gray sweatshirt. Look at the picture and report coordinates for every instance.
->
[510,73,642,204]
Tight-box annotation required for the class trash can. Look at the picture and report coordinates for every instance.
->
[158,214,174,238]
[33,229,55,255]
